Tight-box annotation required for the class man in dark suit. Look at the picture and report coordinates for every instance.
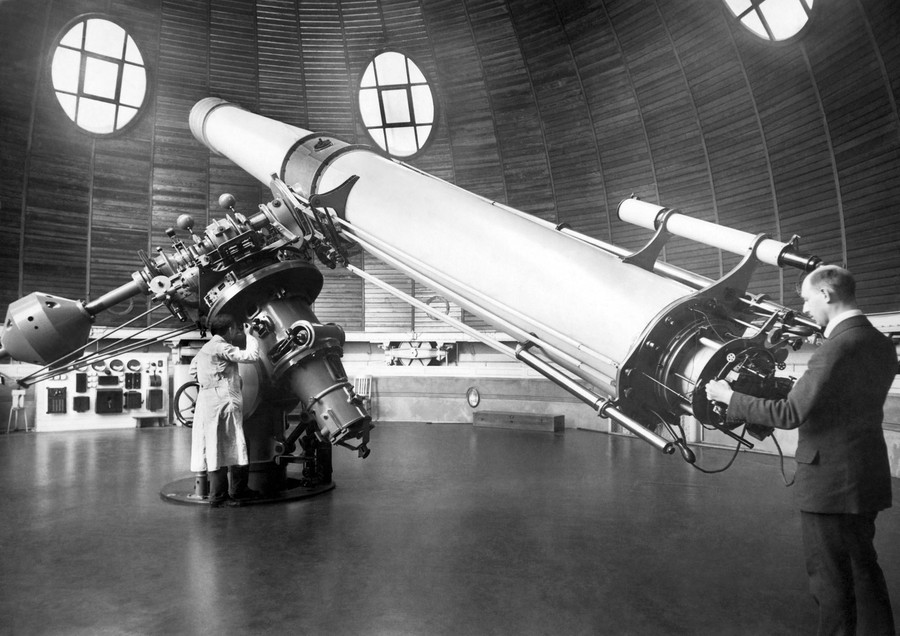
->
[707,265,896,636]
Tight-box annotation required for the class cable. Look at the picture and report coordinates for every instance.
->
[691,308,732,342]
[687,436,743,474]
[652,409,743,474]
[770,433,796,486]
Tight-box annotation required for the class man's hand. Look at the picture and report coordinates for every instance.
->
[705,379,734,406]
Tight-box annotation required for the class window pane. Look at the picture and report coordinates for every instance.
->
[124,35,143,65]
[741,11,769,38]
[77,98,116,134]
[59,22,83,48]
[83,57,119,99]
[117,106,138,129]
[360,65,376,88]
[382,88,411,124]
[368,127,386,150]
[411,85,434,123]
[120,64,146,107]
[84,19,125,57]
[55,92,77,119]
[385,127,416,157]
[724,0,752,15]
[407,60,426,84]
[763,0,809,40]
[52,47,81,94]
[359,88,381,126]
[416,125,432,146]
[375,51,408,85]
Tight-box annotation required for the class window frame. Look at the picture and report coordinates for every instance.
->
[46,13,151,137]
[724,0,817,45]
[357,50,438,159]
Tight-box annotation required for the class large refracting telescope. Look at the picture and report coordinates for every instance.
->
[0,96,824,494]
[188,98,823,460]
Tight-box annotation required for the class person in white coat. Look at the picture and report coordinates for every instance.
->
[190,313,261,506]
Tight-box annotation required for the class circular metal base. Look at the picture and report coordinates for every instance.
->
[159,476,335,507]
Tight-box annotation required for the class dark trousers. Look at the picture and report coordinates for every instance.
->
[800,511,895,636]
[208,465,250,501]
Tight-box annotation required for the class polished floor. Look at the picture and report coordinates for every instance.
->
[1,423,899,636]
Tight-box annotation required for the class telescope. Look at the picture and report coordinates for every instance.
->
[1,97,823,497]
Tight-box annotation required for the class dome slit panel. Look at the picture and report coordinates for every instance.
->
[584,2,657,252]
[0,1,50,305]
[90,137,154,326]
[613,1,718,280]
[804,0,900,311]
[257,0,308,127]
[508,0,609,236]
[151,0,213,328]
[299,1,356,137]
[468,0,555,223]
[659,0,780,297]
[736,37,844,285]
[421,0,504,202]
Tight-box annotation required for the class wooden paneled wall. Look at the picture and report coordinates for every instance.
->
[1,0,898,338]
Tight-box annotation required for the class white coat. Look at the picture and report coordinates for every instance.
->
[189,334,261,472]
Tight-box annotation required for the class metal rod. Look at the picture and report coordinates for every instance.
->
[343,263,514,359]
[75,322,192,370]
[343,260,675,456]
[638,370,691,403]
[515,347,675,455]
[16,303,167,385]
[340,220,619,376]
[674,372,694,386]
[21,323,195,386]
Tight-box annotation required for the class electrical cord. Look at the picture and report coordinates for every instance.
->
[654,409,743,474]
[770,433,797,486]
[685,433,744,474]
[650,402,797,482]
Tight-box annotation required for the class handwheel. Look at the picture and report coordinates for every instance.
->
[173,380,199,428]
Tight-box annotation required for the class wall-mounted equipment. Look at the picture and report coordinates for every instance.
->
[96,389,123,414]
[125,391,143,410]
[147,388,164,412]
[47,388,67,414]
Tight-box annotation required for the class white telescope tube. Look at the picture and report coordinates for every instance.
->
[618,198,798,268]
[190,98,697,393]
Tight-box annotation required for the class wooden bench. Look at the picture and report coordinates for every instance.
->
[134,415,168,428]
[473,411,564,433]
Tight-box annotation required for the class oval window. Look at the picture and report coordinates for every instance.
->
[50,17,148,135]
[359,52,435,157]
[724,0,815,42]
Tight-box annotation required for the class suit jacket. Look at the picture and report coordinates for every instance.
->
[728,315,896,514]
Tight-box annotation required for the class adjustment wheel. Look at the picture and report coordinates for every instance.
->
[173,381,199,428]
